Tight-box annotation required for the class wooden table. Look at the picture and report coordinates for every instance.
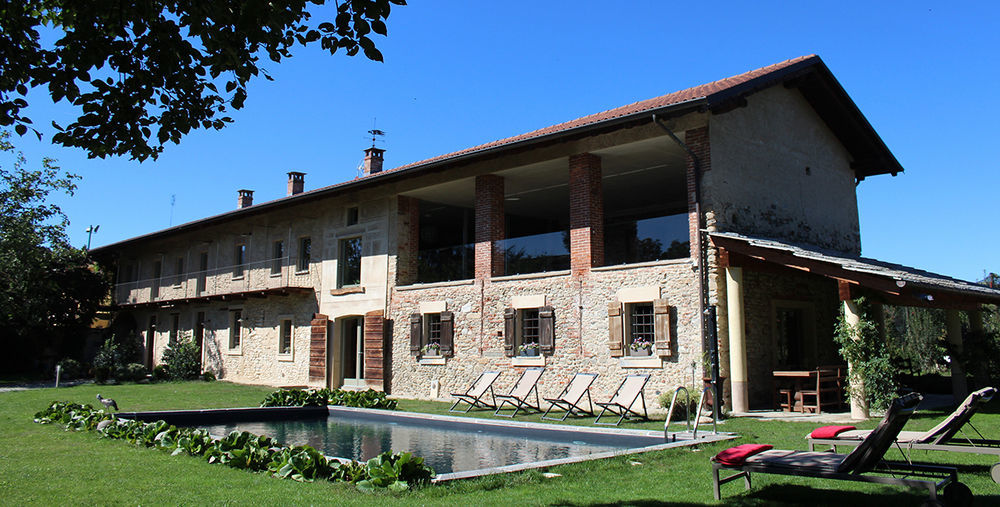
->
[772,370,817,412]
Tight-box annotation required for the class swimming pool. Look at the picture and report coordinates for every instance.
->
[121,406,735,480]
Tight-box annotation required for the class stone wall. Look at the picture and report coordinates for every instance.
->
[707,86,861,254]
[387,259,702,404]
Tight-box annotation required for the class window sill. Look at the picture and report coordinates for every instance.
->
[619,356,662,369]
[492,270,571,283]
[418,356,446,366]
[232,275,245,281]
[396,279,476,291]
[269,272,282,278]
[226,348,242,356]
[329,286,365,296]
[512,356,545,367]
[295,270,309,276]
[593,258,691,272]
[277,353,294,362]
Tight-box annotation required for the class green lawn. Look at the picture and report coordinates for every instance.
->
[2,381,998,505]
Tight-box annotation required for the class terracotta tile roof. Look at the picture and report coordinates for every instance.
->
[375,54,820,176]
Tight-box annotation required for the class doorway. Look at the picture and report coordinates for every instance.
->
[341,317,365,389]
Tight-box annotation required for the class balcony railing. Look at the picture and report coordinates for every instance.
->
[113,256,313,306]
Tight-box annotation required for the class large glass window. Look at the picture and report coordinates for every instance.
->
[339,237,362,286]
[417,201,474,283]
[502,175,570,276]
[602,160,689,266]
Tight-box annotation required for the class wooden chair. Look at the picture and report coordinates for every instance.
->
[800,366,845,413]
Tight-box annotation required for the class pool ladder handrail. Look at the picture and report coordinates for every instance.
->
[664,386,717,441]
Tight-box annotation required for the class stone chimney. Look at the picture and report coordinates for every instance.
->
[363,147,385,175]
[237,189,254,208]
[287,171,305,196]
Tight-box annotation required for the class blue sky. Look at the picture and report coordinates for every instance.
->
[10,1,999,282]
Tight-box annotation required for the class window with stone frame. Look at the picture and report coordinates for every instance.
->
[169,313,180,345]
[233,243,246,278]
[278,318,293,356]
[504,306,555,357]
[297,237,311,273]
[229,310,242,349]
[272,240,284,276]
[339,237,362,287]
[607,299,672,358]
[409,311,454,357]
[174,257,184,286]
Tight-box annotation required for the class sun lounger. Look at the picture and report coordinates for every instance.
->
[594,374,650,426]
[808,387,1000,483]
[493,367,545,417]
[712,393,968,504]
[542,373,598,421]
[449,370,502,413]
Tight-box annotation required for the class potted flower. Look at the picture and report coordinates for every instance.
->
[518,342,540,357]
[421,342,441,356]
[629,337,653,356]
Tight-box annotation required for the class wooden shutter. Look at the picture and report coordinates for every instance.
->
[608,302,624,357]
[409,313,422,356]
[654,298,673,357]
[439,311,454,357]
[503,308,516,357]
[539,306,555,355]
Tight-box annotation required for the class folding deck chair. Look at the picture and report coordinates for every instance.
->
[449,371,502,413]
[594,374,650,426]
[808,387,1000,482]
[493,367,545,417]
[541,373,598,421]
[712,393,968,504]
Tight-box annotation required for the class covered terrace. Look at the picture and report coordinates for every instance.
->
[713,232,1000,419]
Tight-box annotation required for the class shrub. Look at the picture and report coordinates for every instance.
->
[92,338,120,383]
[56,358,86,379]
[202,371,216,382]
[835,297,898,411]
[260,389,329,407]
[161,340,202,380]
[260,388,397,410]
[658,386,700,420]
[152,365,170,381]
[34,401,432,490]
[120,363,149,382]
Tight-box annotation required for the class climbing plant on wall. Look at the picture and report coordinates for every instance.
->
[834,297,898,411]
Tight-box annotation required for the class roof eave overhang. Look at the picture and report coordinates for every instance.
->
[91,98,708,255]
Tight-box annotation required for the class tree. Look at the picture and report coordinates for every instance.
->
[0,131,110,374]
[0,1,405,161]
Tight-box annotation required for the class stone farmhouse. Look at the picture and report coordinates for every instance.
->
[93,55,1000,414]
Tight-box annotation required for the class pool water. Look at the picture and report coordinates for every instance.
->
[200,410,663,474]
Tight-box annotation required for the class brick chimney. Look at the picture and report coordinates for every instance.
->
[363,147,385,175]
[287,171,305,196]
[237,189,254,208]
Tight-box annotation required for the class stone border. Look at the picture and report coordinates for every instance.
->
[327,406,737,481]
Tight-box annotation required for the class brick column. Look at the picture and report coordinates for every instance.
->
[396,196,419,285]
[569,153,603,276]
[684,127,710,261]
[363,310,388,392]
[309,313,328,384]
[475,174,505,278]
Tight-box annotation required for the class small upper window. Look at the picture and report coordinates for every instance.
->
[234,243,246,278]
[272,240,284,275]
[174,257,184,286]
[346,206,359,226]
[339,237,362,286]
[297,237,311,272]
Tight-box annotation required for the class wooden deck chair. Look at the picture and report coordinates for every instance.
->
[594,374,650,426]
[449,371,502,413]
[713,393,969,504]
[808,387,1000,482]
[493,367,545,417]
[541,373,598,421]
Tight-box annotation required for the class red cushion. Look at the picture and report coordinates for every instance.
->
[809,425,857,439]
[713,444,773,465]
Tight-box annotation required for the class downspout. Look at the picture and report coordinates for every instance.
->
[652,113,719,421]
